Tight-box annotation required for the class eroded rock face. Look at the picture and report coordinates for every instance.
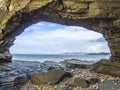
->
[92,59,120,77]
[0,0,120,75]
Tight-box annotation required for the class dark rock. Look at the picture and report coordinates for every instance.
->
[55,86,71,90]
[31,69,72,85]
[92,59,120,77]
[0,77,14,90]
[98,80,120,90]
[65,77,88,88]
[66,63,88,69]
[87,78,100,84]
[0,61,48,90]
[14,75,28,86]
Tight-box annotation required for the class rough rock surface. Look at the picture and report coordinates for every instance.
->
[21,64,120,90]
[0,0,120,76]
[98,80,120,90]
[65,77,88,88]
[30,69,72,85]
[92,59,120,77]
[0,61,49,90]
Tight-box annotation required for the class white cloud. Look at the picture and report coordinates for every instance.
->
[86,43,106,53]
[21,26,102,41]
[10,22,109,54]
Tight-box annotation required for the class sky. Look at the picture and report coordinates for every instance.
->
[10,21,110,54]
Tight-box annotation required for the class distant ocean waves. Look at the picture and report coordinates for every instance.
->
[12,54,110,62]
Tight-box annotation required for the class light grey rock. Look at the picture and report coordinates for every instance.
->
[99,80,120,90]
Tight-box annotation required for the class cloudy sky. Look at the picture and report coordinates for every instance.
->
[10,21,110,54]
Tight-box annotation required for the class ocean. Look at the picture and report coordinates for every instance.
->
[12,53,110,63]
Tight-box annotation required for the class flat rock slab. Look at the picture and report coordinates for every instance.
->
[99,80,120,90]
[31,69,72,85]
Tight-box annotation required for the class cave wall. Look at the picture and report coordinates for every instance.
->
[0,0,120,63]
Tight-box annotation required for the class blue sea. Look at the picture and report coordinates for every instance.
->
[12,53,110,63]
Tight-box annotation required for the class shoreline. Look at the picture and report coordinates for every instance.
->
[0,59,120,90]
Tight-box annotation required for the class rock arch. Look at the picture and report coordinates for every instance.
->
[0,0,120,76]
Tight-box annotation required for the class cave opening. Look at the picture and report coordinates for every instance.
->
[10,21,110,62]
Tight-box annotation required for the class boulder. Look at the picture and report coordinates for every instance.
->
[65,77,88,88]
[92,59,120,77]
[31,69,72,85]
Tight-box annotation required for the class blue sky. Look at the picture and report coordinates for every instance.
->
[10,21,110,54]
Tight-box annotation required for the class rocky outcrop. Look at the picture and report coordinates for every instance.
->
[0,61,49,90]
[0,0,120,75]
[92,59,120,77]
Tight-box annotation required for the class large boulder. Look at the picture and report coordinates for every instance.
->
[31,69,72,85]
[92,59,120,77]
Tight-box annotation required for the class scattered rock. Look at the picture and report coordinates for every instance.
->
[55,86,71,90]
[31,69,72,85]
[65,77,88,88]
[98,80,120,90]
